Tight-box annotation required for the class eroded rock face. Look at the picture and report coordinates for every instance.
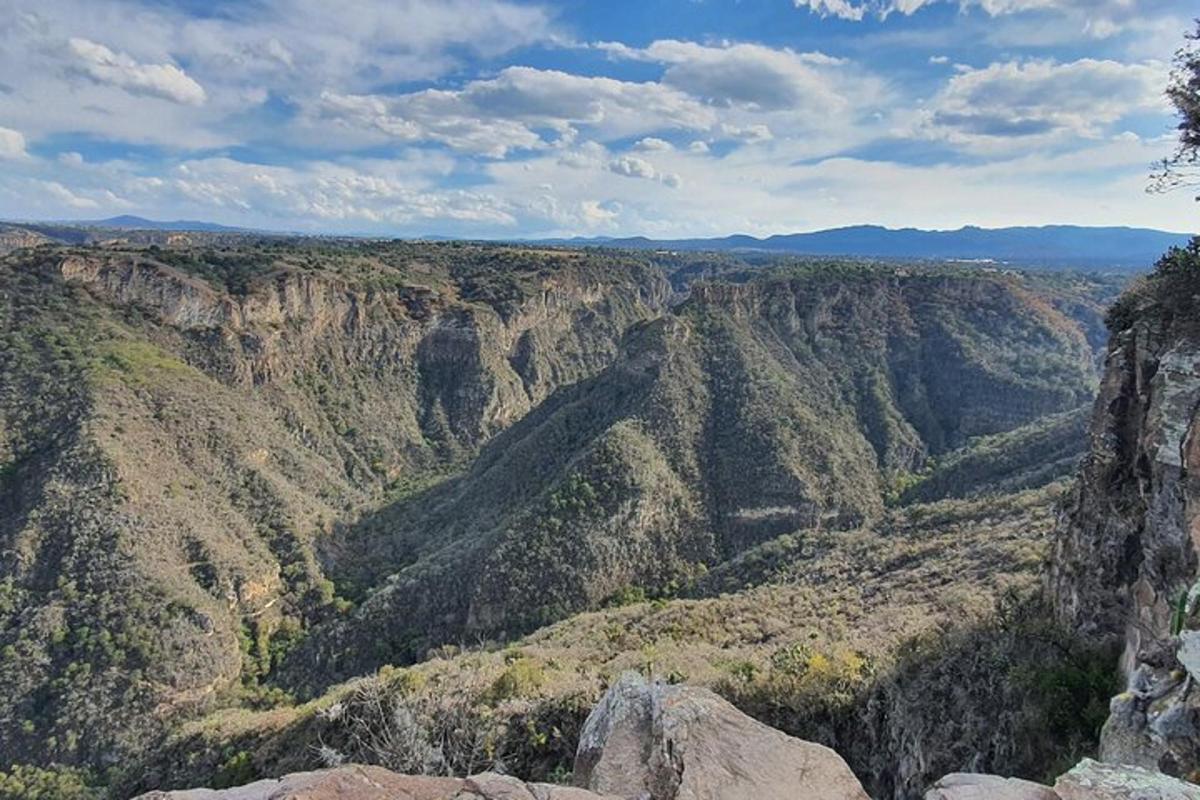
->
[574,672,870,800]
[1048,300,1200,776]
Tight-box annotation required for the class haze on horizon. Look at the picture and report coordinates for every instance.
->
[0,0,1196,239]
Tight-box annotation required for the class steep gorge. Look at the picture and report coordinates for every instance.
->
[283,265,1102,692]
[0,240,1124,795]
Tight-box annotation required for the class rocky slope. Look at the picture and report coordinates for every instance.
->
[280,265,1100,691]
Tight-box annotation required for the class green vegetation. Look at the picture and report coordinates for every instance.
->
[1106,238,1200,333]
[0,765,100,800]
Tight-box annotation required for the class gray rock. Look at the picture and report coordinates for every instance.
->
[924,773,1059,800]
[1054,758,1200,799]
[1178,632,1200,683]
[574,672,869,800]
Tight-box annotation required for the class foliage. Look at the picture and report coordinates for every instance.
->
[1153,21,1200,196]
[1107,238,1200,331]
[0,764,100,800]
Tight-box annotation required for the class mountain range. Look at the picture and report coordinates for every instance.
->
[1,218,1192,270]
[544,224,1195,269]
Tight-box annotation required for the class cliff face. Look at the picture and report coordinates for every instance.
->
[1049,240,1200,777]
[1049,313,1200,656]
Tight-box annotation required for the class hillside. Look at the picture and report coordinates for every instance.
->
[0,242,669,770]
[280,264,1102,692]
[0,240,1121,797]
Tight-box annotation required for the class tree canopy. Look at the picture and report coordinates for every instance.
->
[1154,20,1200,198]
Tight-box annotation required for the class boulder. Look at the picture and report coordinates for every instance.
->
[573,672,869,800]
[1053,758,1200,800]
[924,773,1059,800]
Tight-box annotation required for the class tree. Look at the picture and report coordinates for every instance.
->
[1153,20,1200,198]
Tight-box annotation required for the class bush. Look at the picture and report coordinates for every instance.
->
[489,656,548,703]
[0,764,99,800]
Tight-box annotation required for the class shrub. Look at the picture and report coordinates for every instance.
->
[489,656,548,703]
[0,764,99,800]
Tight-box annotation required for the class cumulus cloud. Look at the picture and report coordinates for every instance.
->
[607,155,682,187]
[0,127,27,159]
[314,66,717,155]
[41,180,99,209]
[600,39,872,116]
[67,37,207,105]
[919,58,1167,143]
[634,137,674,151]
[0,0,559,149]
[161,157,517,226]
[794,0,1132,21]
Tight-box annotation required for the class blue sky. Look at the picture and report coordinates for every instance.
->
[0,0,1195,237]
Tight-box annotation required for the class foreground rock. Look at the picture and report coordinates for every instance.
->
[574,672,869,800]
[1054,759,1200,799]
[133,765,620,800]
[925,760,1200,800]
[925,773,1059,799]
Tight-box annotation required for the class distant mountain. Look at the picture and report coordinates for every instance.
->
[544,225,1196,270]
[80,215,247,232]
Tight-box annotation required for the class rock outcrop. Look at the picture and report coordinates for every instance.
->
[1048,244,1200,779]
[574,672,869,800]
[926,760,1200,800]
[133,765,620,800]
[925,773,1059,800]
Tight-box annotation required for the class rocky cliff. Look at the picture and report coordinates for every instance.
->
[1049,239,1200,778]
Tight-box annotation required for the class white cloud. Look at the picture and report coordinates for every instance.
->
[601,39,873,115]
[312,66,718,155]
[918,58,1167,144]
[609,155,658,179]
[0,127,27,159]
[0,0,559,149]
[795,0,868,20]
[68,37,207,105]
[484,130,1195,238]
[607,155,682,188]
[162,157,517,226]
[794,0,1146,23]
[41,180,99,209]
[634,137,674,151]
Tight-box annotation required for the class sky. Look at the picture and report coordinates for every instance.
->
[0,0,1196,238]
